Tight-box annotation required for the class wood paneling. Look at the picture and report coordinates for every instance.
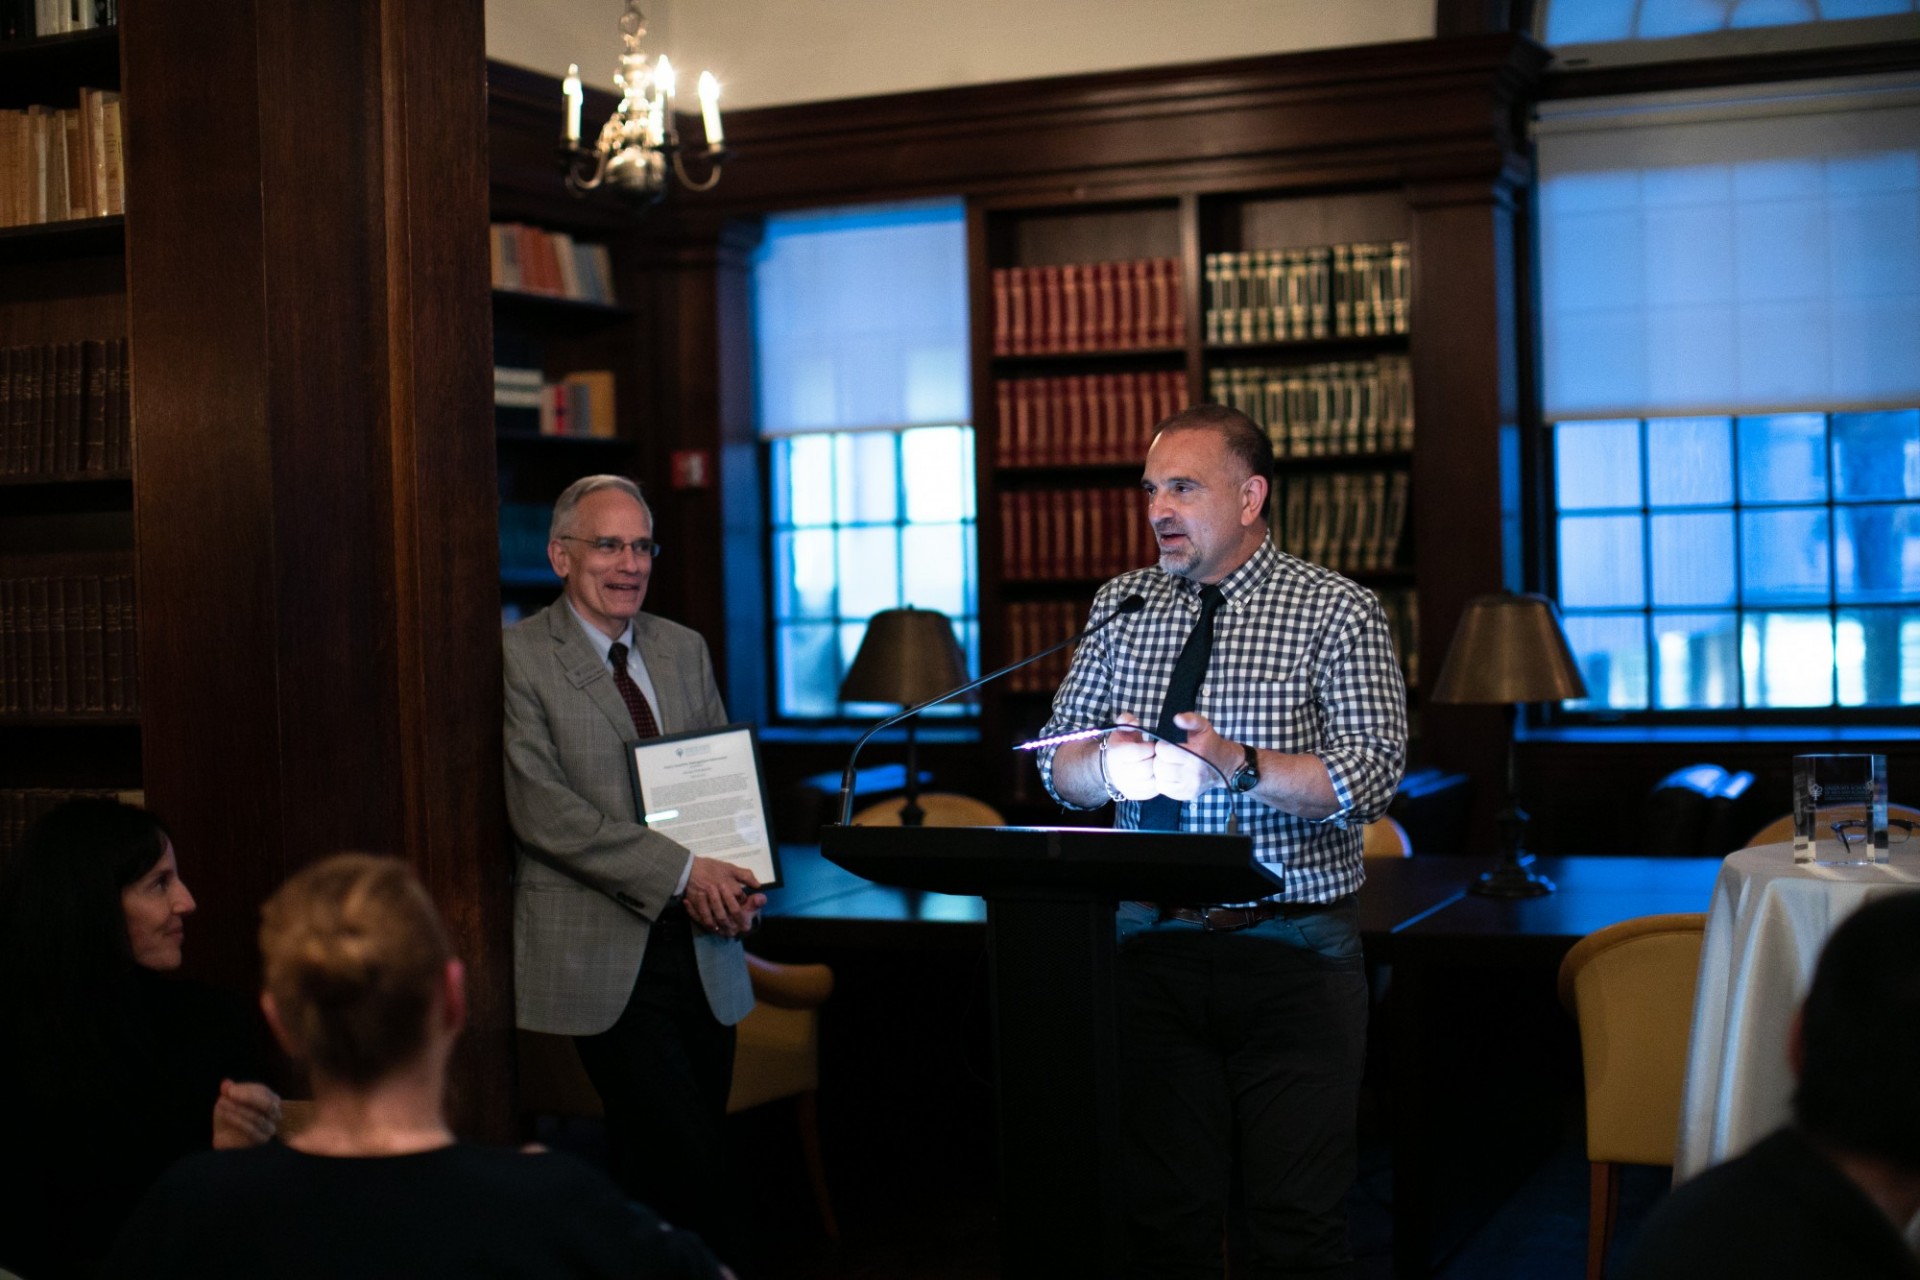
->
[125,0,508,1135]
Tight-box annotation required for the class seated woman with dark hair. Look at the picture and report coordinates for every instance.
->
[0,799,281,1280]
[107,853,728,1279]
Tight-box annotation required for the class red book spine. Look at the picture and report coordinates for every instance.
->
[1006,379,1021,470]
[1060,264,1081,353]
[1115,262,1137,351]
[1096,263,1117,349]
[992,269,1010,357]
[1008,268,1028,356]
[1064,375,1085,466]
[1132,261,1154,348]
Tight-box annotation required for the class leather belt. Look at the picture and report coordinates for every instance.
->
[1139,898,1343,932]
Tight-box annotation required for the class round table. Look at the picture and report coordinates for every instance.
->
[1674,841,1920,1181]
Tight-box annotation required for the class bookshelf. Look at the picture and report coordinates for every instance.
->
[487,65,650,623]
[974,186,1427,819]
[0,21,139,859]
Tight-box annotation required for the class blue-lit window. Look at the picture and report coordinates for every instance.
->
[1540,0,1918,67]
[753,199,977,719]
[1537,74,1920,716]
[1554,411,1920,712]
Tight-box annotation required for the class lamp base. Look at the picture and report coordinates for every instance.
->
[1470,855,1555,898]
[1469,800,1555,897]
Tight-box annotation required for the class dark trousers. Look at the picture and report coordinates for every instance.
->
[1116,898,1369,1280]
[574,905,742,1267]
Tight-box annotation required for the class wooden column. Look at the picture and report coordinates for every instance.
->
[124,0,511,1135]
[1409,175,1529,854]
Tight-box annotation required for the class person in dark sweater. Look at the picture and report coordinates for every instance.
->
[106,852,728,1280]
[0,800,281,1280]
[1619,891,1920,1280]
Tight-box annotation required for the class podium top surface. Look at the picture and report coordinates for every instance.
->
[821,823,1280,902]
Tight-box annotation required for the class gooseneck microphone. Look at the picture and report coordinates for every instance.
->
[836,593,1147,826]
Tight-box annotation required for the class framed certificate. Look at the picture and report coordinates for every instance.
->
[627,722,782,890]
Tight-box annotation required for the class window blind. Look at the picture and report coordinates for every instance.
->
[752,199,970,437]
[1536,74,1920,420]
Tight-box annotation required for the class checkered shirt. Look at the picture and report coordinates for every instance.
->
[1036,538,1408,905]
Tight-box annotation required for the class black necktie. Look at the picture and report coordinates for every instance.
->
[606,642,660,739]
[1137,584,1223,831]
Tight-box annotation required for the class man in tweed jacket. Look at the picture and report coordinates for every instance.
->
[504,475,763,1265]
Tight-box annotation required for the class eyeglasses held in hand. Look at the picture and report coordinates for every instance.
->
[1830,818,1914,850]
[559,535,663,559]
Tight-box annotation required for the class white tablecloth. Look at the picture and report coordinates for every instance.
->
[1674,842,1920,1181]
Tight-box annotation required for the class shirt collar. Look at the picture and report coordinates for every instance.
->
[565,599,634,666]
[1165,537,1279,609]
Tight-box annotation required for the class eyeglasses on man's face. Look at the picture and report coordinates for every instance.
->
[1830,818,1915,850]
[559,535,664,560]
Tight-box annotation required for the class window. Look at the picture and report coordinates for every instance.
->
[1540,0,1919,69]
[752,199,976,719]
[1536,75,1920,714]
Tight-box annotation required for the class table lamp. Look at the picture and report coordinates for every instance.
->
[840,606,969,827]
[1429,592,1588,897]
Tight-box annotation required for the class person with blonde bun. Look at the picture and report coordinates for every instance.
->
[107,854,729,1280]
[0,799,279,1280]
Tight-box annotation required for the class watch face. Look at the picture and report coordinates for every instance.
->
[1231,746,1258,792]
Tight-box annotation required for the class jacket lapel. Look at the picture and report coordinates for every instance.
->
[547,603,638,739]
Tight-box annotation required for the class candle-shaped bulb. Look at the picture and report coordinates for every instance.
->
[655,55,676,102]
[562,63,583,145]
[698,71,723,146]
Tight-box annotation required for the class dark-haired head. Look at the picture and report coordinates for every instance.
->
[0,797,177,973]
[1152,403,1276,520]
[260,854,457,1088]
[1792,892,1920,1168]
[0,800,182,1090]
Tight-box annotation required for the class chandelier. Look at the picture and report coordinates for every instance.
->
[557,0,726,205]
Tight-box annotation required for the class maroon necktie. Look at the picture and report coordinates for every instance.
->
[606,641,660,739]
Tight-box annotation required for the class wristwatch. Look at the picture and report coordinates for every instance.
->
[1228,742,1259,793]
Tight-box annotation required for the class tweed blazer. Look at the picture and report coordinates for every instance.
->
[503,601,753,1035]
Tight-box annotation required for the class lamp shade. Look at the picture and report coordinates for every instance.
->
[1429,593,1589,706]
[840,607,969,707]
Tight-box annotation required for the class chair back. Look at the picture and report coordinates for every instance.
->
[852,792,1005,827]
[1557,912,1705,1167]
[1744,801,1920,849]
[1361,815,1412,858]
[728,954,834,1114]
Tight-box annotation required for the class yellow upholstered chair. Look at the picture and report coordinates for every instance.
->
[1557,912,1706,1280]
[851,792,1004,827]
[1744,801,1920,849]
[516,953,841,1240]
[1361,815,1412,858]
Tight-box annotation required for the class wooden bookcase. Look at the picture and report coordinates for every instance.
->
[975,185,1427,819]
[0,25,140,856]
[487,63,651,623]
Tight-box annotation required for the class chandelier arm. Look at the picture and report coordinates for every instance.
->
[670,147,725,192]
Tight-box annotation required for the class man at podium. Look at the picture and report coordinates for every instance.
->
[1034,404,1407,1278]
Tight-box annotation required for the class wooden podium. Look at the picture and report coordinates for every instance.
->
[822,824,1277,1279]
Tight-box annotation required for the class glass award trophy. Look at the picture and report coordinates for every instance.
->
[1792,753,1887,865]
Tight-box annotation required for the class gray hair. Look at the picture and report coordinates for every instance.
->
[550,475,651,541]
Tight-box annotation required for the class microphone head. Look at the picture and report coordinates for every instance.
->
[1116,593,1146,615]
